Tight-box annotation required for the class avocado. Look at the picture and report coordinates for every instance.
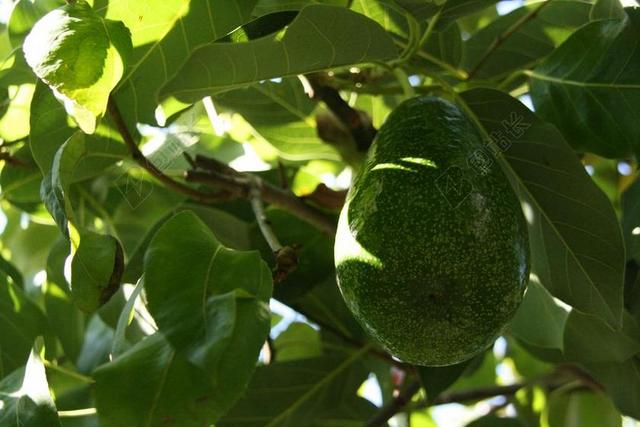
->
[334,96,529,366]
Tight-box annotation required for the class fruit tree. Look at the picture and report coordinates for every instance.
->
[0,0,639,426]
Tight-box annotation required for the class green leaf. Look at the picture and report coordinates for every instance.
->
[545,389,621,427]
[274,322,322,362]
[94,333,220,427]
[462,88,625,328]
[590,0,626,20]
[0,83,34,142]
[107,0,259,127]
[216,78,339,161]
[144,210,272,417]
[510,278,569,350]
[622,178,640,262]
[418,359,472,401]
[463,1,594,80]
[0,339,61,427]
[161,5,399,104]
[218,350,371,427]
[0,145,41,206]
[7,0,63,47]
[111,279,144,359]
[70,230,124,313]
[0,254,24,289]
[585,357,640,419]
[0,279,48,378]
[23,1,132,133]
[529,9,640,158]
[393,0,499,21]
[562,310,640,363]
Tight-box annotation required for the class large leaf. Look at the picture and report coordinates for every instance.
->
[161,5,399,104]
[529,9,640,158]
[418,359,472,401]
[462,88,625,328]
[23,1,132,133]
[622,177,640,262]
[463,1,594,80]
[94,333,220,427]
[0,339,61,426]
[562,310,640,363]
[0,279,48,378]
[106,0,258,127]
[218,351,371,427]
[393,0,499,21]
[144,211,272,417]
[216,77,339,161]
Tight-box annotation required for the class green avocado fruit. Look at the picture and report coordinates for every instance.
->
[334,96,530,366]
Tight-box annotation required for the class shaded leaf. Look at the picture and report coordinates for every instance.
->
[622,177,640,262]
[463,1,594,80]
[274,322,322,362]
[463,88,625,328]
[529,9,640,158]
[510,278,569,350]
[546,389,621,427]
[0,279,48,378]
[585,357,640,419]
[94,333,219,427]
[418,358,472,401]
[218,350,371,427]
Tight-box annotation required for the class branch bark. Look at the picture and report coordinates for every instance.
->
[305,74,377,151]
[365,381,422,427]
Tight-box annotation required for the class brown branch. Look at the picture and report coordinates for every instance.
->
[0,151,31,168]
[467,0,553,80]
[305,74,377,151]
[107,98,221,204]
[366,381,422,427]
[186,164,337,236]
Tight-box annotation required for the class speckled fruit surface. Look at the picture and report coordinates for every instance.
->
[334,96,530,366]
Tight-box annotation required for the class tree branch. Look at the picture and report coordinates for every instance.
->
[107,98,221,203]
[366,381,422,427]
[186,156,337,236]
[466,0,552,80]
[304,74,377,151]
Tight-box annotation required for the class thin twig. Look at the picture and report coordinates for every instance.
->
[304,74,377,151]
[366,381,422,427]
[249,176,300,282]
[107,97,221,203]
[186,168,337,236]
[467,0,553,80]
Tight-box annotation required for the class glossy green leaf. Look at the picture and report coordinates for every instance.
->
[0,279,48,378]
[590,0,626,20]
[216,78,339,161]
[529,9,640,158]
[0,339,61,426]
[161,5,399,104]
[546,389,621,427]
[23,0,132,133]
[94,333,219,427]
[463,1,593,80]
[462,88,625,328]
[144,211,272,416]
[107,0,259,127]
[218,350,371,427]
[7,0,63,47]
[510,278,569,350]
[393,0,499,21]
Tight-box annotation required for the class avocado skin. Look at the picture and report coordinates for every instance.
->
[334,96,529,366]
